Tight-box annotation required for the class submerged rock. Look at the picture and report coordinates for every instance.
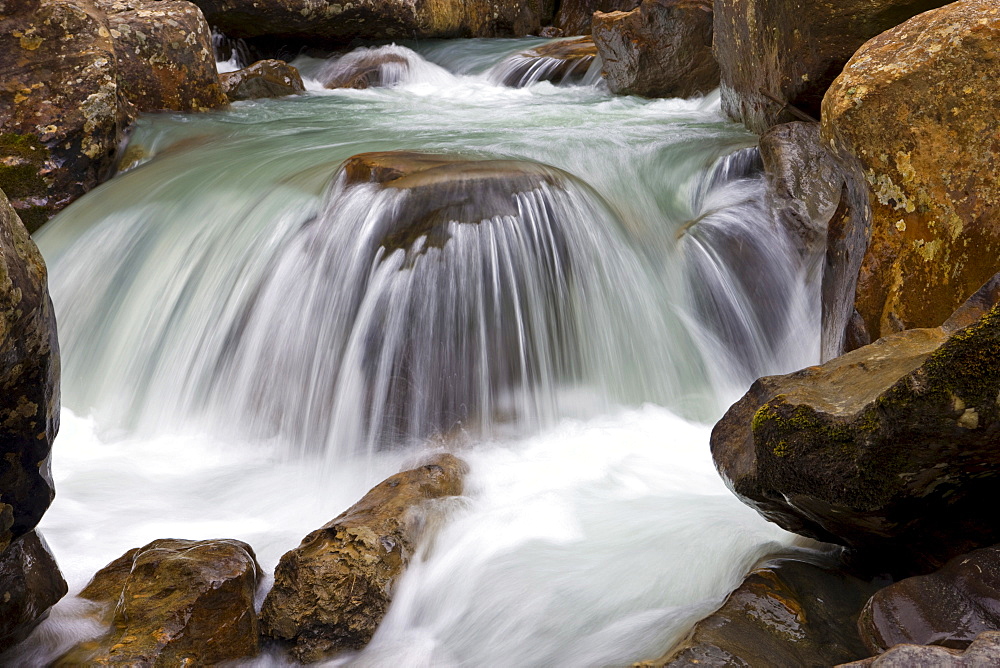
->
[260,454,467,662]
[712,276,1000,575]
[57,538,261,666]
[0,189,59,552]
[643,551,880,666]
[593,0,717,98]
[493,37,598,87]
[841,631,1000,667]
[97,0,227,112]
[0,0,134,230]
[221,59,305,100]
[554,0,640,35]
[0,531,68,653]
[822,0,1000,342]
[714,0,950,133]
[859,545,1000,654]
[340,151,565,255]
[191,0,555,46]
[320,48,411,90]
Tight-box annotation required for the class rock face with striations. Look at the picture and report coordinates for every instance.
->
[822,0,1000,343]
[192,0,556,46]
[0,0,134,231]
[858,545,1000,654]
[96,0,228,112]
[714,0,951,134]
[643,552,880,667]
[260,454,467,663]
[712,275,1000,576]
[593,0,717,98]
[841,630,1000,667]
[757,122,872,360]
[57,538,262,666]
[221,59,305,101]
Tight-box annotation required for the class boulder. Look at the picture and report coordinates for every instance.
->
[642,552,880,666]
[491,37,598,87]
[859,545,1000,654]
[96,0,228,112]
[57,538,261,666]
[221,59,305,101]
[840,631,1000,667]
[553,0,640,35]
[712,276,1000,576]
[756,122,872,360]
[821,0,1000,342]
[0,531,68,653]
[191,0,556,46]
[260,454,467,663]
[593,0,717,98]
[0,0,134,231]
[714,0,951,134]
[0,188,59,550]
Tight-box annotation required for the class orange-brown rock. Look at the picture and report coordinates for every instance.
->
[221,59,305,101]
[0,0,134,230]
[96,0,227,112]
[57,538,262,666]
[593,0,717,98]
[260,454,467,663]
[642,552,879,666]
[715,0,950,133]
[822,0,1000,342]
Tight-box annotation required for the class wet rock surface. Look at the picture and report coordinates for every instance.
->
[593,0,717,98]
[0,531,68,653]
[859,545,1000,654]
[260,454,467,663]
[192,0,555,46]
[0,0,134,230]
[221,59,305,100]
[712,277,1000,575]
[643,551,880,667]
[97,0,227,112]
[715,0,950,133]
[822,0,1000,342]
[0,188,59,550]
[841,631,1000,667]
[57,538,261,666]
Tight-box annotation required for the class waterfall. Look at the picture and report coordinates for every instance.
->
[19,38,815,667]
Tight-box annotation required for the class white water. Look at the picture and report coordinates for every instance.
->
[11,39,819,666]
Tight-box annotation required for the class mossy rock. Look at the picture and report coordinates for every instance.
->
[713,274,1000,576]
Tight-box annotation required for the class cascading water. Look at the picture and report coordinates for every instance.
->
[11,39,823,666]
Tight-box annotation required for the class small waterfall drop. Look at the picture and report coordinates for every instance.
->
[21,37,818,667]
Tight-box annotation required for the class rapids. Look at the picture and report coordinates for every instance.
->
[13,39,820,666]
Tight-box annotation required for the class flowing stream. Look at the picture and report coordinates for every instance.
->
[16,39,821,666]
